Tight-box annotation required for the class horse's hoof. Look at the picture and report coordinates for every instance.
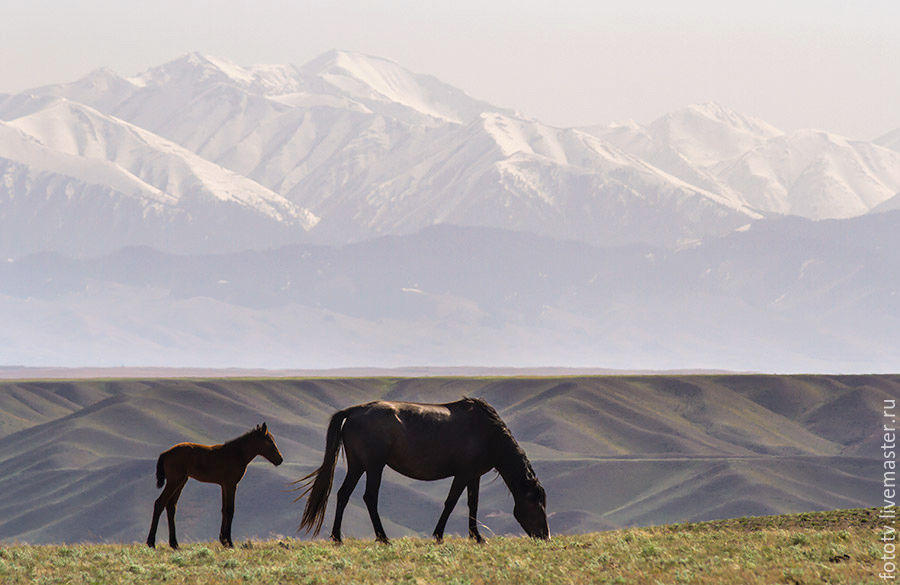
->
[376,536,391,545]
[170,542,179,550]
[330,535,343,545]
[433,534,444,544]
[146,541,155,549]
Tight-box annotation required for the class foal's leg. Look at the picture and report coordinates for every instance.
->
[147,476,185,548]
[219,483,237,548]
[331,462,363,544]
[362,465,389,543]
[466,477,485,543]
[165,478,188,549]
[432,476,467,544]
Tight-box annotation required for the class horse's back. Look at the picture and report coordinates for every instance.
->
[341,399,496,480]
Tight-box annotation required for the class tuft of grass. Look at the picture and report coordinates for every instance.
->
[0,508,882,584]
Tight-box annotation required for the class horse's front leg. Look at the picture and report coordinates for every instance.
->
[466,477,485,543]
[433,476,466,544]
[219,483,236,548]
[362,465,389,543]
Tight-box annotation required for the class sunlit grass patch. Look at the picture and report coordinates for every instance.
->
[0,508,881,585]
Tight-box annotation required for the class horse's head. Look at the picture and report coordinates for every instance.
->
[253,422,283,466]
[513,475,549,540]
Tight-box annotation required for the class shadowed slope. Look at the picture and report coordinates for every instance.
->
[0,375,894,544]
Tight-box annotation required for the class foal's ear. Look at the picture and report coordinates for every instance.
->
[261,422,267,433]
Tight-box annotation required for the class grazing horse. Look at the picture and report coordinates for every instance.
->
[295,398,548,543]
[147,423,283,549]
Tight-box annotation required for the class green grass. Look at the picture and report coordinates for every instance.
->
[0,509,883,584]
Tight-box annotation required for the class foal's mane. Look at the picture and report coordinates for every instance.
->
[223,425,264,447]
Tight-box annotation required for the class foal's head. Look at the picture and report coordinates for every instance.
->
[250,423,283,466]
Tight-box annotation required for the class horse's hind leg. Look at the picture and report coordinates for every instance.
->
[165,478,188,549]
[432,476,466,543]
[331,461,363,544]
[219,483,236,548]
[362,464,389,543]
[147,476,184,548]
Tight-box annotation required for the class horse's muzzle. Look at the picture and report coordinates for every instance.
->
[529,526,550,540]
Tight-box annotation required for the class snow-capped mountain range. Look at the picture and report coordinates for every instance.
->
[2,50,900,257]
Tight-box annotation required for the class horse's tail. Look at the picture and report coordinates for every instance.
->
[293,407,353,535]
[155,452,167,489]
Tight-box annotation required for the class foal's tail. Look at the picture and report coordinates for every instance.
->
[293,408,352,535]
[155,453,167,489]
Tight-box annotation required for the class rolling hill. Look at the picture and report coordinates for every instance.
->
[0,375,891,544]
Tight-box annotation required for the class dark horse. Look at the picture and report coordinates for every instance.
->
[147,423,283,549]
[295,398,548,543]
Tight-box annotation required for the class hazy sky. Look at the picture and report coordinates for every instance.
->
[2,0,898,139]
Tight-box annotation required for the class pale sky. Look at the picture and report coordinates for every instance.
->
[1,0,898,140]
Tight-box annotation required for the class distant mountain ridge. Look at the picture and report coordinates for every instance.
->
[2,214,898,371]
[2,51,899,257]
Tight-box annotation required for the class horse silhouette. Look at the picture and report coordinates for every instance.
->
[295,398,548,543]
[147,423,283,549]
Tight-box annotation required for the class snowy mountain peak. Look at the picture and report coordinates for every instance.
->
[77,67,130,89]
[134,52,254,88]
[298,49,499,123]
[719,127,900,218]
[4,51,899,258]
[128,53,309,96]
[678,102,783,137]
[646,102,783,167]
[3,97,319,230]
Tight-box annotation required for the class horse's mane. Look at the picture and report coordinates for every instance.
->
[462,397,514,439]
[462,397,540,487]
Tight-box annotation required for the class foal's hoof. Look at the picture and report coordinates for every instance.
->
[146,540,155,549]
[330,535,343,546]
[376,536,391,545]
[169,542,179,550]
[433,534,444,544]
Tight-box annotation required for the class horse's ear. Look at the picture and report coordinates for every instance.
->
[261,422,267,432]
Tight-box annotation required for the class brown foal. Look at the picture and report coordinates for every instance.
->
[147,423,283,549]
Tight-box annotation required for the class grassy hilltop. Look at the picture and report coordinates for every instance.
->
[0,509,882,585]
